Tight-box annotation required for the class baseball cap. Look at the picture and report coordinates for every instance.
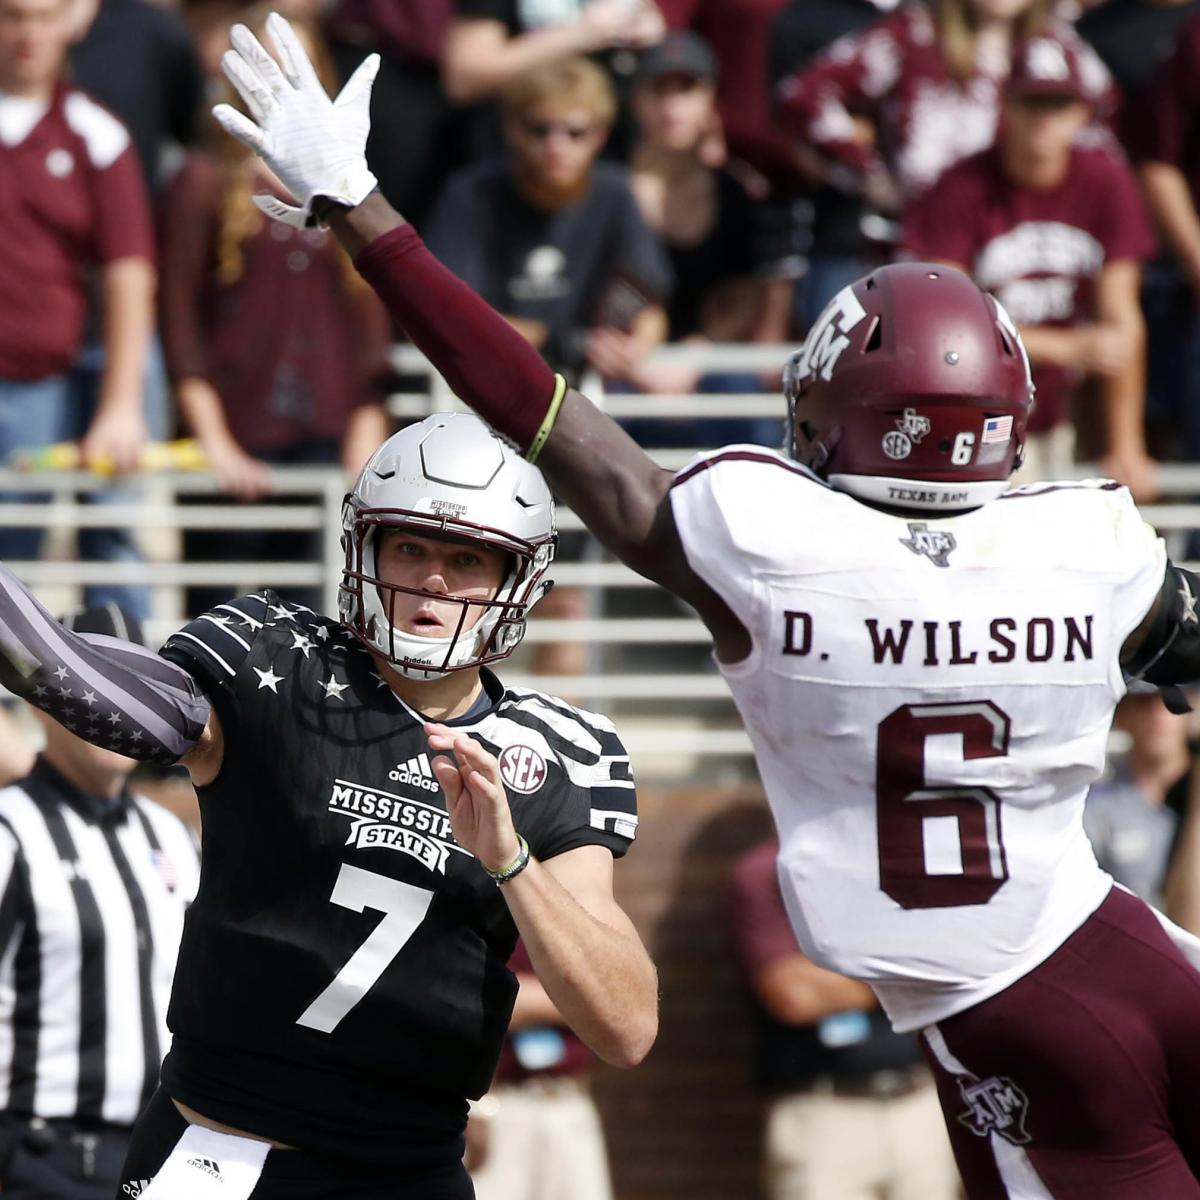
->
[635,31,717,86]
[60,603,146,648]
[1007,35,1087,102]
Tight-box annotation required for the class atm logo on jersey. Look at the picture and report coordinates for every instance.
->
[327,778,460,874]
[957,1075,1032,1145]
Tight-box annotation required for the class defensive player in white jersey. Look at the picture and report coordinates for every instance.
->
[214,17,1200,1196]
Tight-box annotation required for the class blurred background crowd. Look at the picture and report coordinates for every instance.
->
[3,0,1200,1196]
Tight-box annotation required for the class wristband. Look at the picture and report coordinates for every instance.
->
[526,375,567,465]
[484,835,530,885]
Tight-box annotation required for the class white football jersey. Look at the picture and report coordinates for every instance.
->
[671,448,1166,1031]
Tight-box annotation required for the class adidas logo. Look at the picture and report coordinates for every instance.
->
[186,1157,223,1181]
[389,753,440,792]
[123,1182,152,1198]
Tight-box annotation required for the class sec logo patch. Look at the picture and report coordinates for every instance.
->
[499,745,547,794]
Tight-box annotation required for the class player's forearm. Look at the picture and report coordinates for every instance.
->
[339,202,677,580]
[501,862,658,1068]
[0,563,209,763]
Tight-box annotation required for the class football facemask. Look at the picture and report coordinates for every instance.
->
[339,414,556,679]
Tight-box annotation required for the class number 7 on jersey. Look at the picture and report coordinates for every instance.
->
[297,863,434,1034]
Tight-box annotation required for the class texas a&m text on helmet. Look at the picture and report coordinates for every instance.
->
[339,413,556,678]
[784,262,1036,511]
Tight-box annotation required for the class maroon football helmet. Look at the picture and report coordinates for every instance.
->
[784,263,1035,511]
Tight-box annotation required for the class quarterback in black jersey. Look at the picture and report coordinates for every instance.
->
[0,413,655,1200]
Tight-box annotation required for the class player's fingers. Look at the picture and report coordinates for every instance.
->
[211,104,268,156]
[423,722,458,753]
[430,755,464,803]
[452,737,502,789]
[230,22,290,98]
[266,12,323,94]
[333,52,380,112]
[220,49,276,125]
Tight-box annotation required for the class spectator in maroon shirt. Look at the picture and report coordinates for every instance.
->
[902,33,1157,497]
[158,9,390,615]
[0,0,155,607]
[776,0,1113,215]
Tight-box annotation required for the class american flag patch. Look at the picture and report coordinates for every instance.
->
[982,416,1013,443]
[151,849,177,892]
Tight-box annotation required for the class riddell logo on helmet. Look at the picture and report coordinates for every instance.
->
[793,287,868,383]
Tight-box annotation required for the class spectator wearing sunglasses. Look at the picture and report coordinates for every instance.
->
[425,55,672,386]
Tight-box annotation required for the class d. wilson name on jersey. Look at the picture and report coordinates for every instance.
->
[781,609,1096,667]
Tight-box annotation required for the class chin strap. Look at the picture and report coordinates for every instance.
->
[0,564,210,763]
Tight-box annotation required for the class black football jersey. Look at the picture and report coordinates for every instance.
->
[158,592,637,1166]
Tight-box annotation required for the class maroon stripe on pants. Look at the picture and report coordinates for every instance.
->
[920,887,1200,1199]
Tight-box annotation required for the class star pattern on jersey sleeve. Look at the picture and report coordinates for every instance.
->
[289,631,315,658]
[1179,576,1198,624]
[320,674,349,700]
[253,666,284,693]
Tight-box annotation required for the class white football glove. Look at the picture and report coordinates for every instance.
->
[211,12,379,228]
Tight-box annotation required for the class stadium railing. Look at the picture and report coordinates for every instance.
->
[0,343,1194,773]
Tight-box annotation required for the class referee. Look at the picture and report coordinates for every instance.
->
[0,606,199,1199]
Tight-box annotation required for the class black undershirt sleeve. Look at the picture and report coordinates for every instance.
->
[1124,560,1200,712]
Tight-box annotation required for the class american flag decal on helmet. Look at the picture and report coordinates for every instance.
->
[982,416,1013,443]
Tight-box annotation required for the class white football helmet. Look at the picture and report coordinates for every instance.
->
[339,413,556,678]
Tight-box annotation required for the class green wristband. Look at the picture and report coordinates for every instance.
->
[526,375,567,465]
[484,835,530,885]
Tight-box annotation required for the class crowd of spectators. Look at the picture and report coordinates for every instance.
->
[5,0,1198,608]
[6,2,1200,1195]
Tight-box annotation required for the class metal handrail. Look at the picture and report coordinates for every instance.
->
[9,338,1200,765]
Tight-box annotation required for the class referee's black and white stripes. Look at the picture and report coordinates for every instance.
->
[0,762,198,1124]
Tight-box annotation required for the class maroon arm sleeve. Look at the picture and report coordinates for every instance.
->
[354,224,557,454]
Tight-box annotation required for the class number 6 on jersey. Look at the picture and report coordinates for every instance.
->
[297,864,434,1034]
[876,700,1011,909]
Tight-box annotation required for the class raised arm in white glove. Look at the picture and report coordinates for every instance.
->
[212,12,379,228]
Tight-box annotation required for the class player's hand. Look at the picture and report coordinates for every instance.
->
[80,401,147,475]
[212,13,378,228]
[425,722,522,874]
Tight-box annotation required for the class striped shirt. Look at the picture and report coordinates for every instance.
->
[0,759,199,1125]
